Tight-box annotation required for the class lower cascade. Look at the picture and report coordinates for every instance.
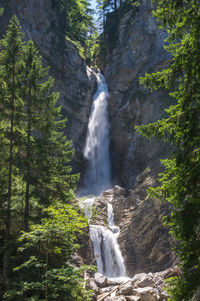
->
[90,203,126,278]
[81,72,126,278]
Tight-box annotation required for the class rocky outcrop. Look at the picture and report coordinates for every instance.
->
[105,0,172,188]
[116,165,177,276]
[89,185,176,277]
[0,0,95,173]
[88,267,181,300]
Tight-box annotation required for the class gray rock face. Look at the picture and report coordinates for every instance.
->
[113,167,176,276]
[0,0,95,174]
[105,0,172,188]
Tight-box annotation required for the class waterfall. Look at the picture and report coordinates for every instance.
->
[89,203,126,278]
[81,72,126,278]
[83,72,111,196]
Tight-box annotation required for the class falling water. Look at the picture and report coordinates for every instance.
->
[81,72,126,278]
[83,72,111,196]
[90,203,126,278]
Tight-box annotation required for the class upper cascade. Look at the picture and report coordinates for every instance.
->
[83,72,111,196]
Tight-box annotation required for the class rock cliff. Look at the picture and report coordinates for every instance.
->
[0,0,95,173]
[98,0,177,276]
[105,0,172,189]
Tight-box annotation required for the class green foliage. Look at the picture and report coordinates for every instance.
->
[4,205,92,301]
[0,16,90,300]
[67,0,94,43]
[52,0,95,58]
[65,0,95,58]
[136,0,200,300]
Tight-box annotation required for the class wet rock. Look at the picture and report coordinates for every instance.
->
[94,273,108,287]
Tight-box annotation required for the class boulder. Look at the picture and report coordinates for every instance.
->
[89,278,99,292]
[118,283,133,295]
[94,273,108,287]
[135,274,155,288]
[114,185,126,197]
[132,287,156,301]
[132,273,147,283]
[107,278,126,286]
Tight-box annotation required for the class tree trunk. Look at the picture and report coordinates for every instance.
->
[45,253,48,301]
[3,61,15,284]
[24,85,32,231]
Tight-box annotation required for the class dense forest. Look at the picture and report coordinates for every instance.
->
[0,0,200,300]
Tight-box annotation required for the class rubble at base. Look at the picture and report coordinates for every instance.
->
[87,266,181,301]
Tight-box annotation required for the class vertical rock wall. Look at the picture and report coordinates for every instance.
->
[105,0,173,188]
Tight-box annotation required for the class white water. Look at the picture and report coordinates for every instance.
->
[81,72,126,278]
[79,197,95,221]
[90,203,126,277]
[83,73,111,196]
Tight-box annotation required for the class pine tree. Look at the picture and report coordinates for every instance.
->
[136,0,200,300]
[66,0,94,48]
[0,16,80,296]
[0,15,24,286]
[18,40,78,228]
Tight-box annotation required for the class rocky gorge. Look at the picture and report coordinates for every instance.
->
[0,0,178,299]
